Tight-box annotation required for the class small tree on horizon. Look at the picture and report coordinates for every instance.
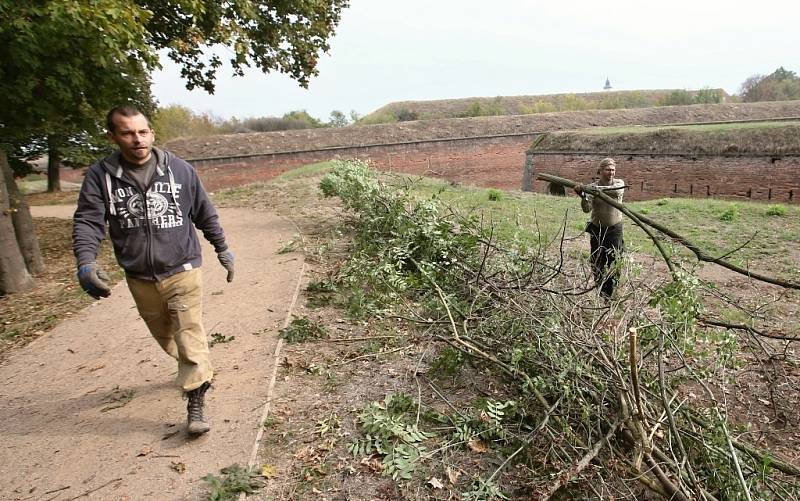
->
[740,66,800,102]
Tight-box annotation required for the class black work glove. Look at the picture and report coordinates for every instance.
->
[217,250,234,283]
[77,262,111,299]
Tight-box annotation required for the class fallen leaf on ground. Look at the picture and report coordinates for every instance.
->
[446,466,461,485]
[467,438,488,453]
[360,455,383,473]
[427,477,444,489]
[170,462,186,474]
[136,446,152,457]
[261,464,277,478]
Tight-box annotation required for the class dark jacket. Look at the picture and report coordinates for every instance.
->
[73,147,227,281]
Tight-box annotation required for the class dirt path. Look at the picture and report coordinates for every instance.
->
[0,206,304,500]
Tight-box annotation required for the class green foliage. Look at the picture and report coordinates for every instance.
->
[282,110,323,128]
[457,98,505,118]
[209,332,236,347]
[658,88,722,106]
[765,205,787,216]
[328,110,350,127]
[649,270,703,329]
[317,161,792,495]
[740,67,800,102]
[694,87,724,104]
[719,205,739,222]
[319,159,480,316]
[429,346,465,378]
[0,1,156,175]
[202,464,264,501]
[453,399,516,445]
[146,1,349,93]
[315,413,341,436]
[487,188,503,202]
[394,108,419,121]
[659,89,695,106]
[1,0,348,181]
[277,235,302,254]
[279,316,328,343]
[152,105,232,143]
[306,278,337,293]
[462,478,509,501]
[357,111,398,125]
[348,393,434,480]
[517,101,557,114]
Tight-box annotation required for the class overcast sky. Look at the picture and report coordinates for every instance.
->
[151,0,800,122]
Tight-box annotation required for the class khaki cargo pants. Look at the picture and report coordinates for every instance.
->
[126,268,213,392]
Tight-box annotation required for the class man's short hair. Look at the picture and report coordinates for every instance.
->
[599,158,616,168]
[106,105,149,133]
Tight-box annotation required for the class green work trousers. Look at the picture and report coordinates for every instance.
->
[126,268,213,392]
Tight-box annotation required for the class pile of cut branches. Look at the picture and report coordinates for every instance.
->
[320,160,799,499]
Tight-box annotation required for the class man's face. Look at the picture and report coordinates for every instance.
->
[107,113,155,165]
[599,164,616,184]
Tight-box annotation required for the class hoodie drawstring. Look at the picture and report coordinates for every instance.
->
[167,166,183,218]
[105,172,117,215]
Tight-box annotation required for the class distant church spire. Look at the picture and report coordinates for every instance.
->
[604,78,612,90]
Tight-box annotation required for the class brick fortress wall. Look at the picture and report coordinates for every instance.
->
[60,132,799,205]
[179,134,536,192]
[523,153,800,203]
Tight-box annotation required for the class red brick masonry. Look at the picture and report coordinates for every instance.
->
[61,135,798,204]
[525,153,799,203]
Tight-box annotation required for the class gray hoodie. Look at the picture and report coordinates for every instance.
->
[73,147,227,281]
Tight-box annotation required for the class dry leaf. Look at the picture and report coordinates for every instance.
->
[446,466,461,485]
[170,461,186,474]
[261,464,277,478]
[467,438,488,453]
[427,477,444,489]
[360,455,383,473]
[137,446,152,457]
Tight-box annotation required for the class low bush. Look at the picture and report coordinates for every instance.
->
[766,204,787,216]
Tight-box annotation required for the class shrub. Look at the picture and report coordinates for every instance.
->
[765,205,787,216]
[393,108,419,121]
[279,316,328,343]
[719,205,738,222]
[487,188,503,202]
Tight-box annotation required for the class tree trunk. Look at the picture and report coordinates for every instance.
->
[47,135,61,193]
[0,148,34,294]
[1,149,44,275]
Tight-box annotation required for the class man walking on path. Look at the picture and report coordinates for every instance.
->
[574,158,625,299]
[72,104,235,435]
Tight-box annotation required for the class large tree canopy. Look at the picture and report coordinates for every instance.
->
[143,0,349,92]
[1,0,349,144]
[0,0,349,293]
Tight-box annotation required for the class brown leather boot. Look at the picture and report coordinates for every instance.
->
[186,381,211,435]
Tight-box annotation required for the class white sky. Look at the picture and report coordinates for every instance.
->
[151,0,800,122]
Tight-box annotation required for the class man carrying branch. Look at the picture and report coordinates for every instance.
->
[574,158,625,299]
